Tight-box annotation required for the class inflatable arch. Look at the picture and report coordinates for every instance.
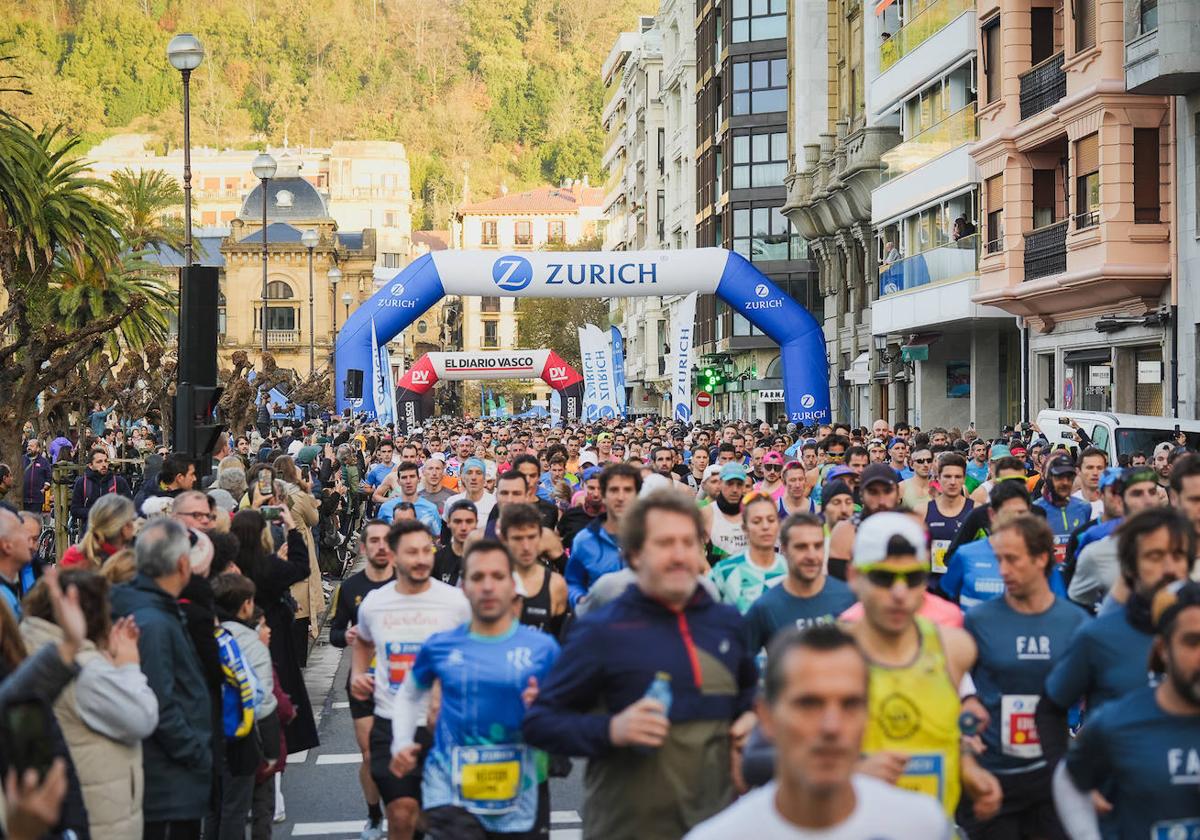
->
[336,249,830,424]
[395,350,584,431]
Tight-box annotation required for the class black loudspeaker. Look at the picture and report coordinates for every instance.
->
[177,265,220,386]
[345,369,364,400]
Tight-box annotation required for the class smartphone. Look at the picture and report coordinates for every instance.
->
[261,505,281,522]
[300,465,311,482]
[257,467,274,497]
[1059,417,1071,426]
[1,701,55,780]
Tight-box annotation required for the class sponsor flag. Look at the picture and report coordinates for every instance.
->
[578,327,598,421]
[550,389,562,427]
[370,319,397,426]
[670,292,698,423]
[580,324,619,419]
[610,326,627,417]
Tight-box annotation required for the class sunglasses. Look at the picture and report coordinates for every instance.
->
[764,464,781,471]
[912,457,932,464]
[827,452,845,461]
[865,568,929,589]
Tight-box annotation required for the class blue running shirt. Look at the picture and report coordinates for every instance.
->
[939,539,1067,608]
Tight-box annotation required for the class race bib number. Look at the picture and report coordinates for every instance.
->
[1052,536,1068,566]
[1152,818,1200,840]
[1000,695,1042,759]
[453,745,526,815]
[931,540,950,575]
[383,641,420,690]
[897,753,944,803]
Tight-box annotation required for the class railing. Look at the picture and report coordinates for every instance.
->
[1019,51,1066,120]
[604,159,626,198]
[878,234,980,296]
[253,329,302,346]
[879,0,974,71]
[1023,220,1068,281]
[881,103,977,182]
[1075,209,1099,229]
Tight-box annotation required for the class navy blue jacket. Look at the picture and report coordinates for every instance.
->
[523,583,756,757]
[21,452,52,512]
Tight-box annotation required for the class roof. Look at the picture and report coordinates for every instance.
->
[238,223,305,245]
[142,235,226,268]
[459,185,604,215]
[412,230,449,251]
[238,176,330,222]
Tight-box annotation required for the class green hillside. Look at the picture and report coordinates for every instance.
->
[0,0,655,226]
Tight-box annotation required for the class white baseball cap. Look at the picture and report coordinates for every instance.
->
[852,512,929,569]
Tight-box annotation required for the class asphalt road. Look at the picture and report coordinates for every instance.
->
[274,604,585,839]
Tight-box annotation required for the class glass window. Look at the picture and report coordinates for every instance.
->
[548,220,565,242]
[732,131,786,190]
[265,280,293,299]
[264,307,295,331]
[482,221,497,245]
[483,320,499,348]
[1074,133,1100,229]
[731,58,787,115]
[732,203,801,262]
[515,220,532,245]
[731,0,785,43]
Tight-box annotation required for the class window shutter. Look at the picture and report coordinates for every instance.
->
[986,174,1004,213]
[1075,133,1099,175]
[1133,128,1160,222]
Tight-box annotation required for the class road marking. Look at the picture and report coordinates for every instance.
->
[551,810,581,824]
[314,752,363,765]
[551,830,582,839]
[291,820,367,836]
[287,750,308,764]
[331,701,349,709]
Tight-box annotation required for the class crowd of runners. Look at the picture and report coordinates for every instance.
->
[1,412,1199,839]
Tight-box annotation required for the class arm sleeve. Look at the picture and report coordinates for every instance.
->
[327,584,353,648]
[564,534,592,609]
[743,604,768,659]
[389,651,432,756]
[141,626,211,766]
[0,645,78,708]
[1052,760,1101,840]
[1034,692,1070,768]
[75,661,160,743]
[937,552,966,602]
[69,478,85,520]
[522,622,614,758]
[1043,626,1091,709]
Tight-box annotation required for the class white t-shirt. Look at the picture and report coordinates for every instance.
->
[444,490,496,525]
[355,580,470,719]
[1071,490,1104,521]
[685,776,950,840]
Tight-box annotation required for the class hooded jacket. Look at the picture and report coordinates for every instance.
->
[69,468,131,521]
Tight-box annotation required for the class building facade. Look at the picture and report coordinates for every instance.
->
[970,0,1173,417]
[692,0,820,422]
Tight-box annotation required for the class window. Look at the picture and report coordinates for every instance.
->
[1030,7,1054,65]
[382,252,404,268]
[1133,128,1160,223]
[263,305,295,331]
[657,128,665,174]
[1074,0,1095,52]
[1032,170,1057,228]
[733,204,803,262]
[217,292,226,336]
[982,16,1001,105]
[730,0,786,43]
[732,131,787,189]
[481,220,498,245]
[481,296,501,313]
[715,147,724,198]
[265,280,293,300]
[1140,0,1157,33]
[483,320,499,348]
[986,174,1004,252]
[548,220,565,243]
[1074,133,1099,229]
[515,220,532,246]
[732,58,788,116]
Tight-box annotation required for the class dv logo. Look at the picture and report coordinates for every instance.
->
[754,283,770,298]
[492,256,533,291]
[800,393,816,409]
[389,281,406,296]
[547,366,568,382]
[411,370,431,385]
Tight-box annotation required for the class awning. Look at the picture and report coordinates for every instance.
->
[875,0,897,15]
[1064,348,1112,365]
[844,352,871,385]
[903,333,940,348]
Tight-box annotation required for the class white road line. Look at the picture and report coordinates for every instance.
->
[287,749,309,764]
[551,810,582,824]
[313,752,363,765]
[331,701,350,709]
[291,820,366,836]
[550,830,582,839]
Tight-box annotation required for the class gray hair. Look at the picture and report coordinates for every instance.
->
[134,518,190,579]
[216,468,247,500]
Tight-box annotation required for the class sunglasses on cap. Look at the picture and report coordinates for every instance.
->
[864,567,929,589]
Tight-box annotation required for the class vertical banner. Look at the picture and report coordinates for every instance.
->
[550,389,562,427]
[578,327,599,421]
[670,292,698,423]
[370,320,397,426]
[610,326,627,417]
[580,324,619,419]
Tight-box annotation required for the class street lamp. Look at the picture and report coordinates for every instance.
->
[167,33,204,265]
[342,291,353,327]
[328,266,342,385]
[301,228,319,374]
[251,152,277,355]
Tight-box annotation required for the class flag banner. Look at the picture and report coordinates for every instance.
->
[580,324,619,419]
[610,326,627,417]
[670,292,698,423]
[550,389,562,427]
[370,319,396,426]
[578,327,599,421]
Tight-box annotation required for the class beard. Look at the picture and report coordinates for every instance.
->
[1169,665,1200,708]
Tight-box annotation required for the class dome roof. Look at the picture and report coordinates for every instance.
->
[239,176,329,222]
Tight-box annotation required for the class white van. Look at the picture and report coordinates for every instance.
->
[1035,410,1200,464]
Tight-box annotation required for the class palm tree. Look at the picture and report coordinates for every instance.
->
[106,167,186,255]
[51,252,176,356]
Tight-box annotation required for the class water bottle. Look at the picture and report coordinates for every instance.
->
[644,672,673,717]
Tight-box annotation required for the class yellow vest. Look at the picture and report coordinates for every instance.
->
[862,616,961,816]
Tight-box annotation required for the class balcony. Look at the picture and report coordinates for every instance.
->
[879,0,973,72]
[1023,220,1068,281]
[1124,0,1200,95]
[878,234,979,296]
[253,329,302,347]
[881,104,977,183]
[1019,52,1066,121]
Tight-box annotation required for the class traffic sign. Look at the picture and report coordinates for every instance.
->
[696,391,712,407]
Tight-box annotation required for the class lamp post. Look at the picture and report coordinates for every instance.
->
[167,34,204,265]
[342,291,353,328]
[301,228,319,374]
[251,152,277,355]
[328,266,342,392]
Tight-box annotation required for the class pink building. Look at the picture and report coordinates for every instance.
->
[970,0,1173,415]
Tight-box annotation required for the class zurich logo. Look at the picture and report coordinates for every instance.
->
[492,255,533,291]
[754,283,770,298]
[800,393,816,409]
[389,281,405,296]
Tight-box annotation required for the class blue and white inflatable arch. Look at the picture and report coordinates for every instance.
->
[336,249,830,424]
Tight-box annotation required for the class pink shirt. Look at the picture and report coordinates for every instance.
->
[839,591,964,629]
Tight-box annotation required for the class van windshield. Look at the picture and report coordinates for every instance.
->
[1115,428,1200,458]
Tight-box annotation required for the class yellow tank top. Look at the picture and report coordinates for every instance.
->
[862,616,961,817]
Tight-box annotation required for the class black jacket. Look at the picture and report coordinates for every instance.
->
[68,468,131,521]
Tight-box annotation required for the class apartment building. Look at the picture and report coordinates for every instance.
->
[783,0,901,426]
[693,0,819,421]
[867,0,1020,433]
[970,0,1174,417]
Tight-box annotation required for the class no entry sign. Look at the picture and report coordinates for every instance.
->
[696,391,712,407]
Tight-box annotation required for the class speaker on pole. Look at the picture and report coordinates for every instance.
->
[175,265,224,476]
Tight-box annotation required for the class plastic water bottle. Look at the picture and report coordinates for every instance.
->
[644,672,673,717]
